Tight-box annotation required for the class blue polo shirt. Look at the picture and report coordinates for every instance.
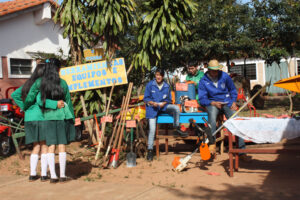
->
[143,80,172,119]
[198,71,237,107]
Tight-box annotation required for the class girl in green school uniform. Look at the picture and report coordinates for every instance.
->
[25,58,75,183]
[11,64,64,182]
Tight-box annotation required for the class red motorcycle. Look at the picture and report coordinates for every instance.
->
[0,87,24,156]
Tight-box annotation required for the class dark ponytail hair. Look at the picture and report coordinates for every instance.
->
[40,58,65,110]
[21,63,45,101]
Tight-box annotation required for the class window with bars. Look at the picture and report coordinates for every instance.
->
[297,60,300,75]
[230,63,257,80]
[10,58,32,75]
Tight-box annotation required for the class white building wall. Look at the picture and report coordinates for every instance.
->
[0,5,69,78]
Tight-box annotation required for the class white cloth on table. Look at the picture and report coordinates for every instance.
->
[224,117,300,143]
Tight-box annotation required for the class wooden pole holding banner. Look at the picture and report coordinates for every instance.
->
[95,83,116,160]
[80,94,97,144]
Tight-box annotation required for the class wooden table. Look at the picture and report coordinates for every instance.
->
[227,130,300,177]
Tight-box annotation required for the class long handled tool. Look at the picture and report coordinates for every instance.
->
[108,96,127,168]
[110,83,133,168]
[172,119,209,172]
[95,83,115,160]
[211,83,269,137]
[126,107,137,167]
[172,83,269,172]
[126,128,136,167]
[102,97,125,168]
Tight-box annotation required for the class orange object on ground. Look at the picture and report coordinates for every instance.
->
[172,156,181,169]
[200,143,211,161]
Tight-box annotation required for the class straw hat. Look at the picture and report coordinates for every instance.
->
[208,59,223,70]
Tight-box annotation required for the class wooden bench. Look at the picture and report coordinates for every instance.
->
[155,112,208,157]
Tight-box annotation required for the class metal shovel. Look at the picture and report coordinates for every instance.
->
[126,128,136,167]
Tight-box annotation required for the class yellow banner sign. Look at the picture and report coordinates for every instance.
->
[60,58,128,93]
[83,48,105,61]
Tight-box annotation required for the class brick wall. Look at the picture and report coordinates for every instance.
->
[0,57,27,99]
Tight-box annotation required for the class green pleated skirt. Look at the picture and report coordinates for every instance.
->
[25,120,75,146]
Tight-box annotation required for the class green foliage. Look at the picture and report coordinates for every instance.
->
[86,0,137,60]
[249,0,300,64]
[72,89,105,117]
[132,0,197,70]
[54,0,92,64]
[161,0,257,70]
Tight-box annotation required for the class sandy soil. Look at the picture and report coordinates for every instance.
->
[0,137,300,199]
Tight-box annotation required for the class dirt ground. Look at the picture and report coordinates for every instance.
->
[1,98,300,199]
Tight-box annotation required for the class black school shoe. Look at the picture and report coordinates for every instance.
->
[59,177,72,183]
[40,176,49,182]
[29,175,39,182]
[50,178,59,184]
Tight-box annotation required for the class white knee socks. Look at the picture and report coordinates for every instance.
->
[59,152,67,178]
[41,154,48,177]
[30,154,39,176]
[47,153,57,179]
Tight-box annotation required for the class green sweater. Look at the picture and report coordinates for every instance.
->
[24,78,75,121]
[11,86,58,122]
[186,70,204,100]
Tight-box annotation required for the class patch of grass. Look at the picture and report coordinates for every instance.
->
[180,184,184,188]
[15,170,21,175]
[169,183,176,188]
[84,176,95,182]
[11,161,20,167]
[97,172,102,179]
[124,176,129,178]
[137,175,142,179]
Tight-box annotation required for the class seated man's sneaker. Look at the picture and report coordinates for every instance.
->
[174,128,189,137]
[239,154,252,162]
[147,149,153,161]
[208,143,216,154]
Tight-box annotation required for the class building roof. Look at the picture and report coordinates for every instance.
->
[0,0,58,17]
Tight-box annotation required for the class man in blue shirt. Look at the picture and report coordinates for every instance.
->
[198,60,250,161]
[144,68,188,161]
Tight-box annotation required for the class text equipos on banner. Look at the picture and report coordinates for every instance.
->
[60,58,128,92]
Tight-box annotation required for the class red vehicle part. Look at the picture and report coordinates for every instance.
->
[5,87,19,99]
[0,126,9,133]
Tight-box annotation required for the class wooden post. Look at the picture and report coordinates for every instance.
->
[80,94,97,144]
[220,129,224,155]
[228,131,234,177]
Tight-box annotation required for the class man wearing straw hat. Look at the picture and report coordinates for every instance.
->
[198,59,251,161]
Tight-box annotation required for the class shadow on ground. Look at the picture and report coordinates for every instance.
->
[56,159,93,179]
